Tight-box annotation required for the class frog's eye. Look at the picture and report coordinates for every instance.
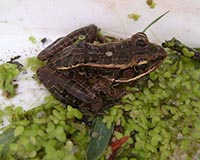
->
[139,63,148,69]
[131,32,149,48]
[135,62,150,73]
[136,39,148,48]
[135,59,149,71]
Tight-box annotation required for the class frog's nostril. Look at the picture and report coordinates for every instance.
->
[149,46,158,53]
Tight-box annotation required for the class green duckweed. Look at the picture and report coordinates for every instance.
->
[102,52,200,159]
[127,13,141,21]
[1,37,200,160]
[28,36,37,44]
[0,96,88,160]
[26,57,45,72]
[0,63,20,98]
[146,0,156,9]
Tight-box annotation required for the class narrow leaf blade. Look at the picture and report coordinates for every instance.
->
[86,116,114,160]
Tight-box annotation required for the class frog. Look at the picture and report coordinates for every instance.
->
[36,24,167,113]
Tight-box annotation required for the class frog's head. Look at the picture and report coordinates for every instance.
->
[115,32,167,83]
[131,32,167,77]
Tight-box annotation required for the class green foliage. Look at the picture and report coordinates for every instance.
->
[146,0,156,9]
[86,116,114,160]
[66,105,82,120]
[0,63,20,98]
[26,57,45,72]
[127,14,141,21]
[28,36,37,44]
[182,48,195,57]
[142,10,169,32]
[103,52,200,159]
[1,38,200,160]
[0,96,88,160]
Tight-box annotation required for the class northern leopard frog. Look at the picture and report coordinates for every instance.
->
[37,25,167,112]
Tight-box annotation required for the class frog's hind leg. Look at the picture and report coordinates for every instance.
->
[38,24,98,61]
[36,66,103,113]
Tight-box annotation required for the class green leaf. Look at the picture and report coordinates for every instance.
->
[55,126,66,142]
[74,110,82,120]
[142,10,169,32]
[0,63,20,98]
[127,13,141,21]
[14,126,24,137]
[181,139,190,151]
[26,57,45,72]
[86,116,114,160]
[28,36,37,44]
[149,72,158,81]
[66,105,82,120]
[0,129,15,159]
[182,47,195,57]
[9,143,18,152]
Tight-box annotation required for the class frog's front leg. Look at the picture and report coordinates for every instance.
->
[38,24,98,61]
[37,66,103,112]
[92,78,128,99]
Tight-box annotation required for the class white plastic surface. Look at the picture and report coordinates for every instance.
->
[0,0,200,112]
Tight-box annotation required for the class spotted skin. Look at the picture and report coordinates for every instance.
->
[37,25,167,113]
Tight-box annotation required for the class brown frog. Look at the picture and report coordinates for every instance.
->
[36,24,167,113]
